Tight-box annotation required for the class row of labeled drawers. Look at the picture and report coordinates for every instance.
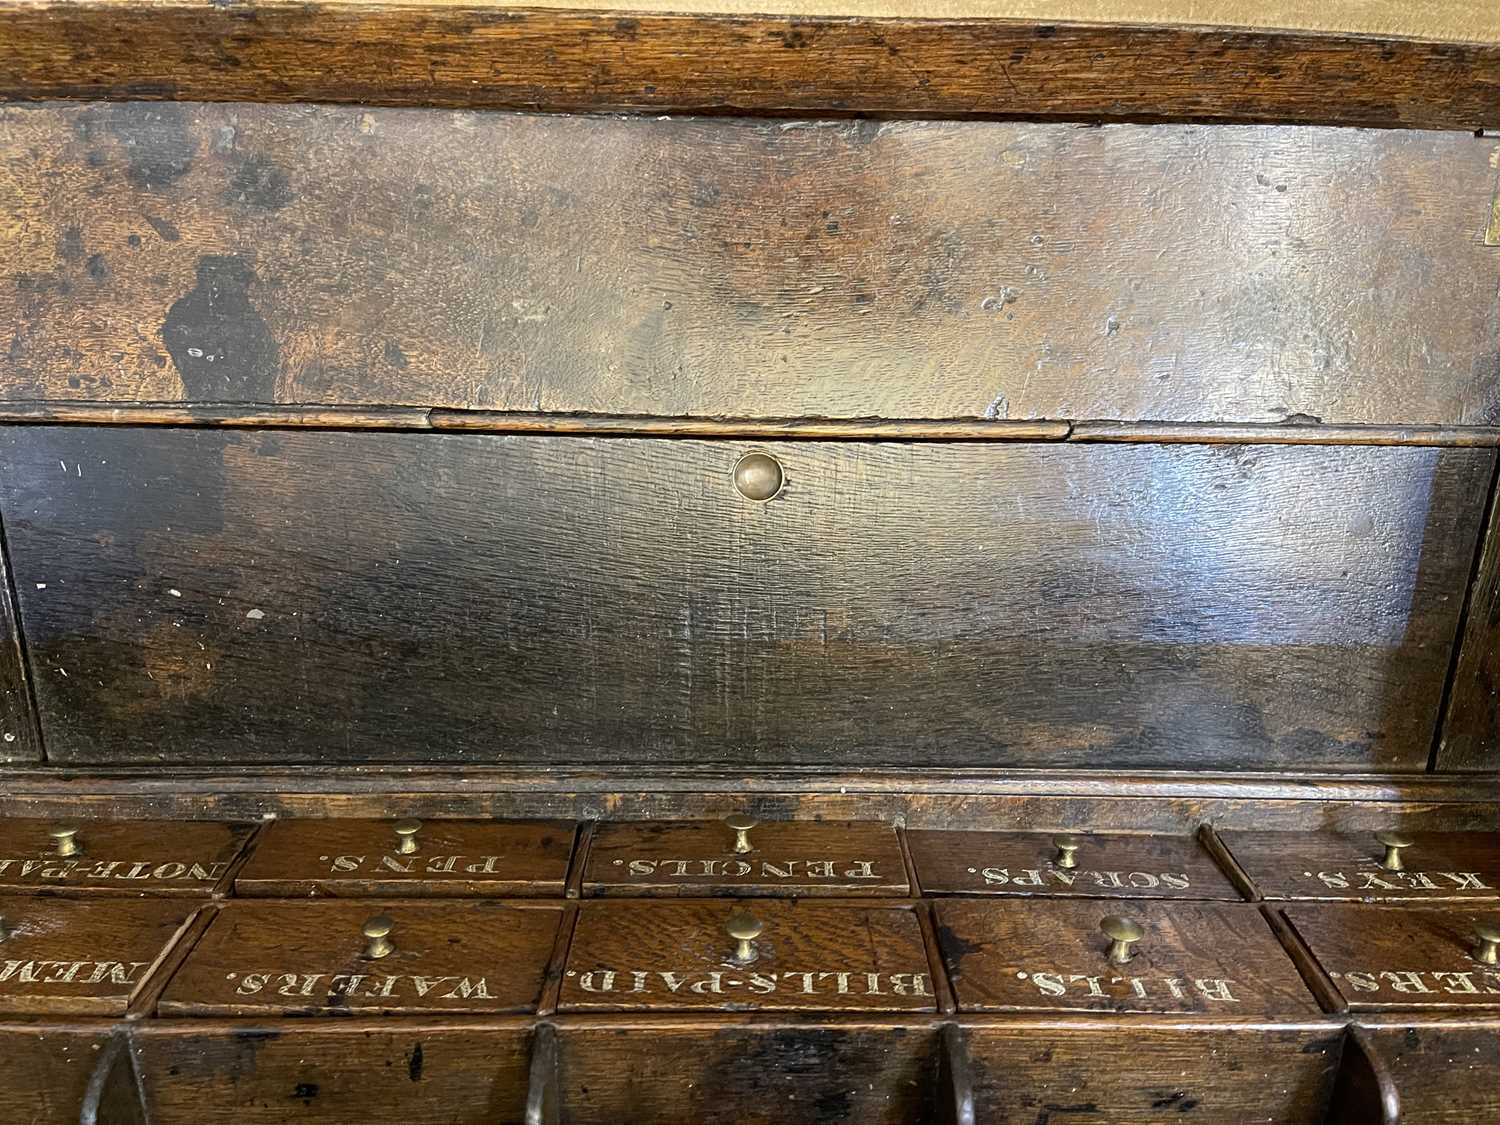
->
[4,894,1500,1018]
[3,816,1499,902]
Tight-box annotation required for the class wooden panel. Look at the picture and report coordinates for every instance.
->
[965,1023,1340,1123]
[1355,1022,1500,1124]
[0,897,195,1016]
[908,830,1238,899]
[0,528,38,763]
[934,900,1322,1015]
[0,817,251,896]
[3,104,1500,425]
[134,1023,532,1124]
[1283,905,1500,1012]
[559,901,935,1012]
[0,428,1487,771]
[159,900,561,1016]
[1220,831,1500,901]
[1,9,1499,129]
[1437,469,1500,772]
[0,1024,115,1125]
[554,1022,939,1124]
[234,818,575,897]
[583,819,908,897]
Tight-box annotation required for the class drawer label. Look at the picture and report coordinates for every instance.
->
[0,858,228,884]
[321,854,509,876]
[227,970,496,1001]
[968,866,1192,890]
[0,960,151,987]
[612,858,885,882]
[566,968,931,998]
[1019,969,1241,1003]
[1331,968,1500,996]
[1299,870,1491,893]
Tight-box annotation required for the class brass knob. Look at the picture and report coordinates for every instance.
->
[393,819,422,855]
[361,914,396,960]
[1052,834,1083,870]
[1376,832,1414,872]
[725,814,757,855]
[726,909,764,964]
[1101,915,1145,965]
[49,825,81,858]
[733,453,784,502]
[1475,922,1500,966]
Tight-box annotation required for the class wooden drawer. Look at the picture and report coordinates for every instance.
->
[559,900,935,1012]
[1283,904,1500,1012]
[0,1025,120,1125]
[233,818,575,897]
[961,1021,1340,1124]
[2,428,1488,775]
[909,829,1238,899]
[1220,830,1500,901]
[583,817,907,897]
[0,897,196,1016]
[1352,1021,1500,1124]
[934,900,1320,1015]
[551,1021,940,1124]
[0,818,251,896]
[133,1022,534,1124]
[158,900,562,1016]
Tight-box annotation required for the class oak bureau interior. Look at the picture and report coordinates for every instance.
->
[2,1,1500,1122]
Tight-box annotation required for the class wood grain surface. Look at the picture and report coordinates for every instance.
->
[934,899,1322,1015]
[1220,831,1500,902]
[1436,468,1500,773]
[1351,1021,1500,1124]
[3,104,1499,424]
[560,900,935,1012]
[0,817,252,896]
[0,896,195,1016]
[234,818,575,897]
[0,1025,116,1125]
[2,8,1499,128]
[0,525,38,763]
[583,819,908,897]
[1,427,1487,771]
[133,1023,533,1123]
[158,900,563,1016]
[1283,905,1500,1012]
[908,829,1239,899]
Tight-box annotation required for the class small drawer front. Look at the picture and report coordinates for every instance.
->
[0,818,252,896]
[1220,830,1500,902]
[233,818,575,897]
[0,1027,118,1125]
[0,896,195,1015]
[134,1026,533,1124]
[559,901,936,1012]
[1283,904,1500,1011]
[934,900,1319,1016]
[965,1024,1340,1124]
[1353,1023,1500,1124]
[583,818,908,897]
[158,900,562,1016]
[909,829,1238,899]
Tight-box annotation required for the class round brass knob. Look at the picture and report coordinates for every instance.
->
[733,453,784,502]
[725,814,758,855]
[1474,922,1500,966]
[1376,832,1414,872]
[393,819,422,855]
[362,914,396,960]
[726,909,764,964]
[1101,915,1145,965]
[1052,834,1083,870]
[49,825,81,858]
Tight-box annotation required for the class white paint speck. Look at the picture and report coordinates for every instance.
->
[2,733,13,743]
[168,589,182,597]
[246,608,265,620]
[34,583,45,590]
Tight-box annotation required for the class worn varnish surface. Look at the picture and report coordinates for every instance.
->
[133,1023,533,1123]
[1353,1021,1500,1124]
[0,897,194,1016]
[2,8,1499,129]
[1437,470,1500,773]
[965,1022,1340,1123]
[1,428,1488,770]
[1220,831,1500,902]
[583,819,908,897]
[0,533,38,763]
[908,830,1239,899]
[234,818,574,897]
[0,817,251,896]
[0,1025,115,1124]
[552,1022,939,1124]
[1283,905,1500,1012]
[560,901,935,1012]
[3,104,1500,425]
[935,900,1321,1015]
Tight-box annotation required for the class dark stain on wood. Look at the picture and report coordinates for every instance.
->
[160,257,279,402]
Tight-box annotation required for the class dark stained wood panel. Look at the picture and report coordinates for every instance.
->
[1436,468,1500,772]
[0,428,1486,769]
[0,1025,116,1125]
[1354,1022,1500,1124]
[1,7,1498,129]
[0,529,39,763]
[4,104,1500,425]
